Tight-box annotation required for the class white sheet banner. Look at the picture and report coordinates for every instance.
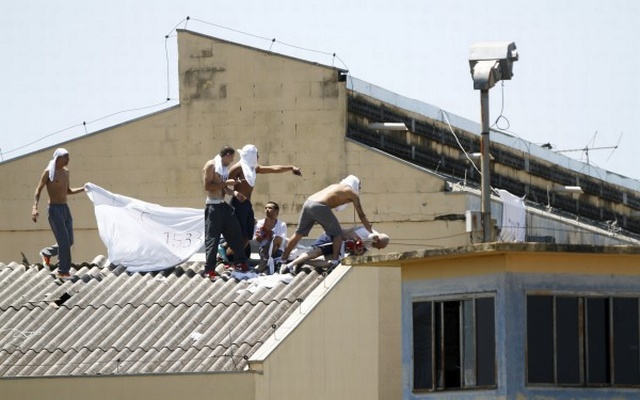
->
[497,189,526,243]
[84,183,205,272]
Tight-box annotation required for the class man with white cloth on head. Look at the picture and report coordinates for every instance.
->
[280,175,373,268]
[31,148,86,280]
[223,144,301,260]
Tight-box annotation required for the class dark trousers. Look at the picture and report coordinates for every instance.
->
[204,203,247,272]
[47,204,74,273]
[230,197,255,242]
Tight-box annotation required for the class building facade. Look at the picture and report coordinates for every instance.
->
[352,243,640,399]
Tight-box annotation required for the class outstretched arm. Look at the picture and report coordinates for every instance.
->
[67,172,85,195]
[256,164,302,176]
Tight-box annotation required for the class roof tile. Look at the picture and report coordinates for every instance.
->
[0,258,332,377]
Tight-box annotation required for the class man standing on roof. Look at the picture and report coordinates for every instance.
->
[280,175,373,268]
[202,145,250,280]
[32,148,86,280]
[225,144,301,258]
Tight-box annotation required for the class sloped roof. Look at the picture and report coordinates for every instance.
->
[0,258,329,377]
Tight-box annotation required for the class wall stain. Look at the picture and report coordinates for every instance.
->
[183,66,226,100]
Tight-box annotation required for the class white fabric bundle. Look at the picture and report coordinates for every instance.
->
[47,148,69,181]
[213,154,229,181]
[85,183,205,272]
[239,144,258,187]
[497,189,526,242]
[253,218,288,250]
[353,226,388,247]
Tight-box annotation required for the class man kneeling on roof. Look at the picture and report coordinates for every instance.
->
[280,226,389,275]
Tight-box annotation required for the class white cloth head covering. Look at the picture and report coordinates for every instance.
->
[213,154,229,181]
[334,175,360,212]
[47,148,69,181]
[239,144,258,187]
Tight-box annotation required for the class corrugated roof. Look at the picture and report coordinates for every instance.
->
[0,258,329,377]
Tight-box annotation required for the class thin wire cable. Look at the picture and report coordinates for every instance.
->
[491,124,533,196]
[486,80,622,199]
[605,132,623,162]
[439,109,481,176]
[2,99,175,158]
[186,18,350,71]
[490,81,511,131]
[482,80,535,197]
[448,79,534,198]
[165,16,188,38]
[164,36,172,100]
[83,99,172,125]
[334,55,350,71]
[189,18,273,42]
[3,123,85,155]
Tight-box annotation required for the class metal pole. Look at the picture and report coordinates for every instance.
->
[480,89,493,242]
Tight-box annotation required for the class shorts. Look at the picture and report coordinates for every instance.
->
[311,232,334,256]
[295,199,342,237]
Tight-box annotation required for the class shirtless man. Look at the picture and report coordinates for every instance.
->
[226,144,301,257]
[32,148,86,279]
[280,175,373,265]
[202,145,249,279]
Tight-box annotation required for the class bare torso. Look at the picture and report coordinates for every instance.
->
[32,156,85,223]
[203,159,225,200]
[47,168,70,204]
[228,162,254,200]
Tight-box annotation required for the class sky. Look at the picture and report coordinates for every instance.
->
[1,0,638,179]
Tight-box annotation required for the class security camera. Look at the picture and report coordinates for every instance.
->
[468,42,518,90]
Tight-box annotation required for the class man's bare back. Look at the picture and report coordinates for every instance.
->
[308,183,357,209]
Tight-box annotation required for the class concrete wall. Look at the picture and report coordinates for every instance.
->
[0,371,255,400]
[252,266,402,400]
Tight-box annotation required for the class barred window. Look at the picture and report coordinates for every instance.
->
[527,295,640,387]
[413,295,496,392]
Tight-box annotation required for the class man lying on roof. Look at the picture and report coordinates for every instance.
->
[280,226,389,275]
[280,175,372,270]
